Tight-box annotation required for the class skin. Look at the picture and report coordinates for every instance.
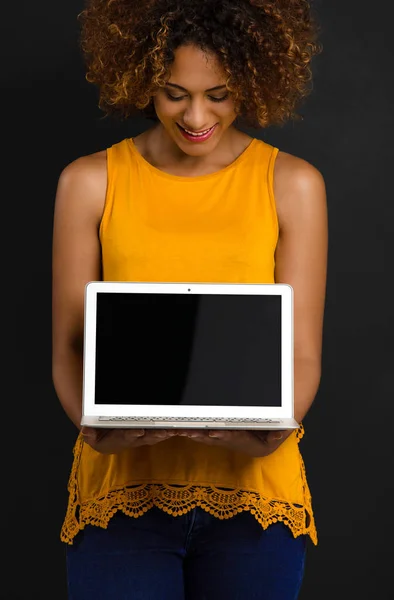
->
[52,45,327,457]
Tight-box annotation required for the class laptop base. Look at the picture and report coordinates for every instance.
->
[81,416,299,430]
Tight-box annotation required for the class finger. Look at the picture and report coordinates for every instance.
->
[148,429,173,437]
[81,426,99,441]
[266,430,286,443]
[99,428,144,446]
[174,428,209,438]
[95,428,145,452]
[122,428,145,438]
[81,426,96,435]
[208,429,245,441]
[253,430,270,443]
[206,430,261,454]
[137,430,177,447]
[187,430,245,447]
[95,428,113,442]
[142,429,177,442]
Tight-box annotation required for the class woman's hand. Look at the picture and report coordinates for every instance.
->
[80,426,293,457]
[175,428,292,457]
[81,426,177,454]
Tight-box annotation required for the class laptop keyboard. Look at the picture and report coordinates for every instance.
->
[98,416,283,424]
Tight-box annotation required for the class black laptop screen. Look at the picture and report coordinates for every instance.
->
[93,292,282,407]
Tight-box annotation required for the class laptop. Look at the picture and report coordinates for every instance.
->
[81,282,298,430]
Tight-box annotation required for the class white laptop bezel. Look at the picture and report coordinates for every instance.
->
[82,282,294,420]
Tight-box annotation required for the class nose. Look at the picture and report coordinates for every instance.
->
[182,99,212,132]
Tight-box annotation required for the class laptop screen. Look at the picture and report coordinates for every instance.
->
[93,292,282,407]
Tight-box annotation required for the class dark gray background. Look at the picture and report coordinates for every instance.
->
[2,0,392,598]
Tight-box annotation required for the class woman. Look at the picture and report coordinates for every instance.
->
[52,0,327,598]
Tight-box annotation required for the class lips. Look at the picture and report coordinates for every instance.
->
[178,124,216,136]
[176,123,218,143]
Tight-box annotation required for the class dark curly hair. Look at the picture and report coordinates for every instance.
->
[78,0,321,128]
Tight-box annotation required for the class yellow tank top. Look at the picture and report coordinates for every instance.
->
[61,136,317,545]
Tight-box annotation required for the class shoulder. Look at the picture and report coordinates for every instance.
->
[273,151,327,230]
[55,150,108,223]
[58,149,107,193]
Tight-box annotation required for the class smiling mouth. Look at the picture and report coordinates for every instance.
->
[177,124,217,137]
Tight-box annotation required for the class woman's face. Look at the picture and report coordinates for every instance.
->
[153,44,237,156]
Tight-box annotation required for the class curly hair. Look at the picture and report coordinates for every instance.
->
[78,0,321,128]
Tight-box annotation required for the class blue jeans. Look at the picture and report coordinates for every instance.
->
[66,508,307,600]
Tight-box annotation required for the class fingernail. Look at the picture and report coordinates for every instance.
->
[273,433,283,440]
[209,432,224,439]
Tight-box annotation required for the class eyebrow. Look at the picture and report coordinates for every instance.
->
[165,83,228,93]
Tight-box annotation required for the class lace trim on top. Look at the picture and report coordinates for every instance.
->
[61,425,317,546]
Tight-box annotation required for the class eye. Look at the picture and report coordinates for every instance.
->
[208,94,229,103]
[165,92,230,103]
[166,93,186,102]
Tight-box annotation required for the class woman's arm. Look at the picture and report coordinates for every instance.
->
[273,152,328,424]
[52,153,106,429]
[52,151,178,453]
[181,151,328,456]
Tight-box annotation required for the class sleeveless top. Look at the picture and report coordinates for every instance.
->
[61,136,317,545]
